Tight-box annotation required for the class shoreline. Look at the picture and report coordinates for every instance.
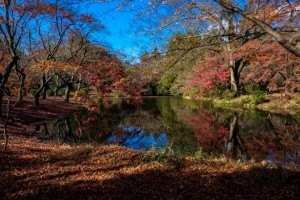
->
[183,95,300,115]
[0,97,80,134]
[0,97,300,199]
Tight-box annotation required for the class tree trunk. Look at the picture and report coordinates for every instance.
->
[15,63,26,101]
[65,85,71,102]
[0,56,19,116]
[34,91,41,106]
[17,72,26,101]
[64,82,73,102]
[0,90,3,117]
[34,76,46,106]
[229,58,246,96]
[42,84,47,99]
[230,66,239,94]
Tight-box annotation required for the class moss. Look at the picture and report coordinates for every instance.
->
[213,99,232,108]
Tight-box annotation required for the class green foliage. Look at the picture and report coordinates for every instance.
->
[294,94,300,104]
[46,89,55,97]
[57,88,66,97]
[194,147,207,160]
[244,84,261,94]
[29,88,37,96]
[250,91,265,105]
[206,90,221,98]
[157,75,176,95]
[76,87,89,97]
[184,87,200,99]
[213,99,232,107]
[222,89,236,99]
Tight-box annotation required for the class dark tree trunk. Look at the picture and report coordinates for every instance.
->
[17,72,26,101]
[42,84,47,99]
[0,56,19,116]
[64,85,71,102]
[15,63,26,101]
[64,82,74,102]
[0,90,3,117]
[34,91,41,106]
[34,76,46,106]
[229,58,246,96]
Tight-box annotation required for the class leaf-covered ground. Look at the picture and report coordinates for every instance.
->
[0,98,299,199]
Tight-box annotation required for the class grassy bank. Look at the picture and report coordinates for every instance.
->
[197,94,300,115]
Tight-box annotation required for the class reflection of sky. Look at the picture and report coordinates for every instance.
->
[107,127,168,150]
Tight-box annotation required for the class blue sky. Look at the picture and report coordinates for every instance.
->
[82,1,156,63]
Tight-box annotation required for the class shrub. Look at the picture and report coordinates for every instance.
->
[250,91,265,105]
[294,94,300,104]
[46,89,55,97]
[222,89,236,99]
[244,84,261,94]
[29,88,37,96]
[184,87,200,99]
[57,88,66,97]
[206,89,220,98]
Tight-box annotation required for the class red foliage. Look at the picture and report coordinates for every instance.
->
[240,39,300,93]
[76,52,142,109]
[85,56,126,96]
[189,53,230,93]
[190,38,300,94]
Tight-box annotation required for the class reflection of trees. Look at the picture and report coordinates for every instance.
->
[179,109,229,154]
[38,97,299,160]
[39,118,77,144]
[237,111,300,159]
[225,115,247,159]
[158,97,200,154]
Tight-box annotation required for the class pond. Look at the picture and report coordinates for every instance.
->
[35,96,300,164]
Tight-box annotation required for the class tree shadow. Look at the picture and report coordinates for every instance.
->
[1,163,299,200]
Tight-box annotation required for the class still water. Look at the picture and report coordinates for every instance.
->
[37,97,300,163]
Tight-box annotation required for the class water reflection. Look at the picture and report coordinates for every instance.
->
[107,127,168,150]
[36,97,300,164]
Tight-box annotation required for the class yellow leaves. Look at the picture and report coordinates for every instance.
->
[209,15,219,25]
[33,60,82,74]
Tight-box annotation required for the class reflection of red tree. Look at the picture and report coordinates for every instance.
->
[180,109,229,153]
[248,128,300,160]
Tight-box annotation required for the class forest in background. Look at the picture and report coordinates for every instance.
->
[129,0,300,104]
[0,0,300,115]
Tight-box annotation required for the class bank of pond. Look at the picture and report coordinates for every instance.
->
[33,97,300,166]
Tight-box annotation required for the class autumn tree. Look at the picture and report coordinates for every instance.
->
[26,0,102,106]
[54,17,104,102]
[130,0,299,96]
[77,50,142,110]
[239,38,300,94]
[216,0,300,57]
[157,32,204,95]
[130,48,163,95]
[0,0,37,115]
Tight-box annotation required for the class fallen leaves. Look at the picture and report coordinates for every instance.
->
[1,134,300,200]
[0,98,299,199]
